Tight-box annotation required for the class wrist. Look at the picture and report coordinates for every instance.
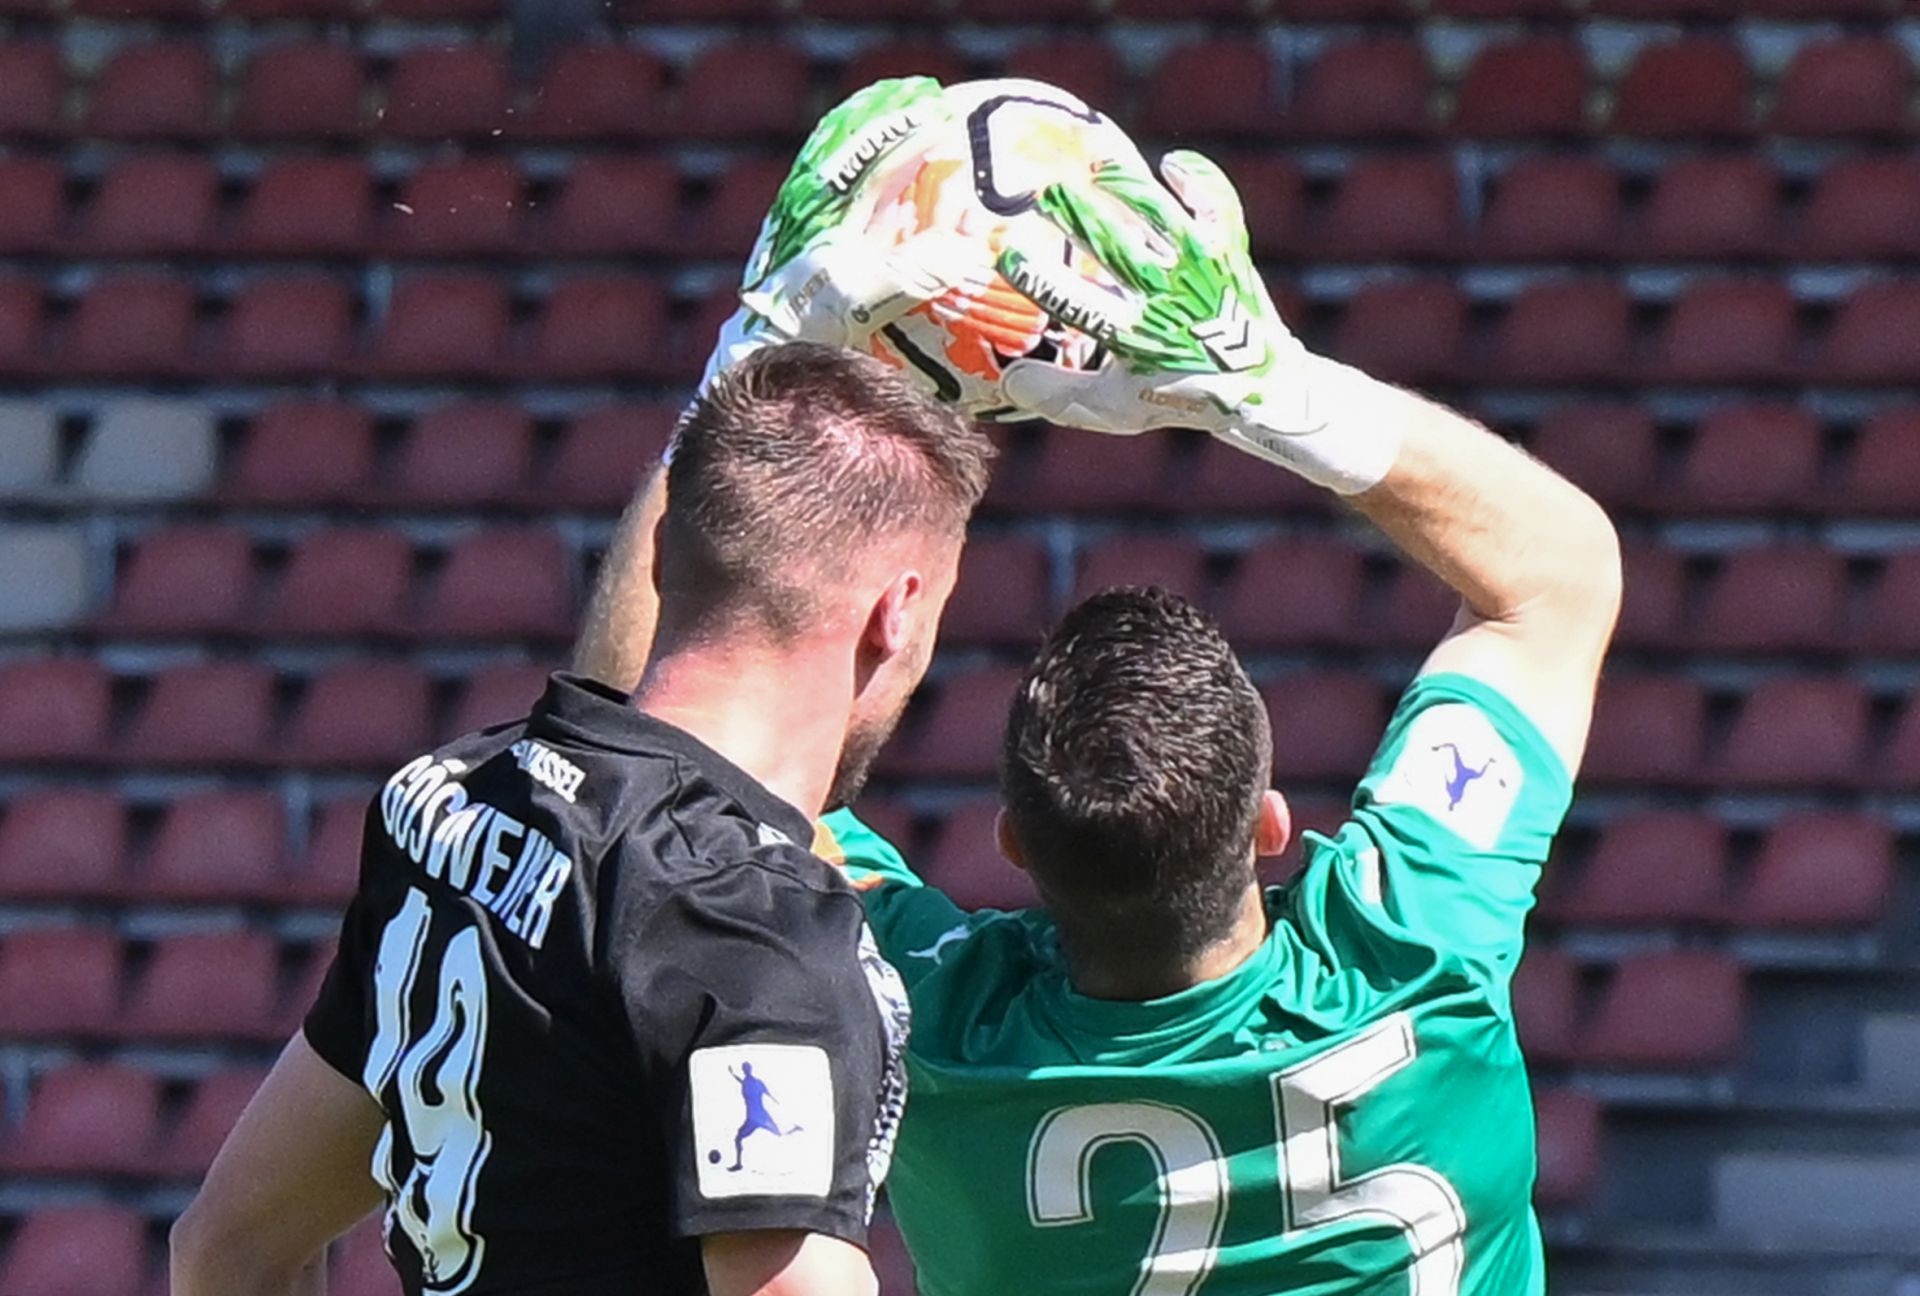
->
[1217,354,1405,495]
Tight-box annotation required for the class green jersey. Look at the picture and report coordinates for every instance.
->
[823,673,1572,1296]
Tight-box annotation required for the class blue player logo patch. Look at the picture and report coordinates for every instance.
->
[1371,703,1522,851]
[690,1044,835,1199]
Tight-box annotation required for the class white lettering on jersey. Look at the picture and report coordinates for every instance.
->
[689,1044,836,1200]
[510,739,585,804]
[1370,703,1521,852]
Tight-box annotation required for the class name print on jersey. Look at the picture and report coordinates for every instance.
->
[379,755,576,950]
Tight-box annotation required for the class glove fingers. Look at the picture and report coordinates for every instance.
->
[1001,360,1146,436]
[1158,150,1247,258]
[995,242,1143,347]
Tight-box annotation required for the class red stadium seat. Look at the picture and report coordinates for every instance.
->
[1862,551,1920,652]
[236,158,373,256]
[227,402,375,506]
[1609,39,1752,139]
[881,667,1025,781]
[1432,0,1573,13]
[228,0,359,13]
[0,1206,149,1296]
[922,800,1038,912]
[383,160,524,256]
[285,662,432,768]
[1650,280,1796,384]
[1263,672,1387,783]
[1487,280,1629,384]
[1882,697,1920,790]
[1072,535,1208,607]
[542,157,679,254]
[991,426,1174,515]
[1584,675,1706,784]
[666,283,742,383]
[377,0,505,15]
[155,1066,271,1178]
[0,159,64,255]
[84,43,215,139]
[420,529,574,641]
[1003,41,1125,116]
[120,662,276,766]
[0,658,110,762]
[677,42,810,140]
[383,45,512,139]
[1769,39,1913,139]
[1330,279,1464,386]
[65,273,195,378]
[136,790,286,902]
[446,663,551,738]
[947,0,1086,16]
[74,0,207,14]
[79,156,217,256]
[1675,404,1822,513]
[1216,538,1366,650]
[1547,811,1727,926]
[0,788,126,901]
[1141,42,1281,139]
[1580,951,1745,1069]
[1635,157,1780,260]
[1118,0,1252,13]
[944,534,1051,647]
[1289,39,1432,140]
[387,403,531,508]
[221,276,355,379]
[1480,158,1620,261]
[262,529,413,637]
[0,925,121,1035]
[1377,561,1457,648]
[834,42,968,101]
[0,276,44,372]
[1510,945,1579,1063]
[677,157,786,259]
[521,43,667,140]
[1821,283,1920,383]
[1224,155,1305,259]
[1273,0,1411,14]
[1315,157,1461,261]
[1844,410,1920,515]
[279,938,338,1036]
[1744,0,1895,12]
[1452,38,1588,139]
[532,403,676,510]
[1528,405,1656,509]
[1716,677,1869,788]
[1533,1088,1602,1208]
[1801,158,1920,261]
[1613,543,1685,649]
[286,798,369,905]
[233,42,367,139]
[123,930,281,1040]
[1592,0,1734,12]
[1183,433,1328,517]
[103,525,255,634]
[0,1065,159,1175]
[618,0,782,20]
[0,43,65,139]
[527,276,670,381]
[371,273,510,378]
[1728,813,1893,930]
[1693,548,1846,654]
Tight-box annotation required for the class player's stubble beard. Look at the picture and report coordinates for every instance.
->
[827,627,935,810]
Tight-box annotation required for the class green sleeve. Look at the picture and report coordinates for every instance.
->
[1301,673,1573,992]
[816,808,987,991]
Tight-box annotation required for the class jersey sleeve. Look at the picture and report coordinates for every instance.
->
[614,851,902,1247]
[1303,672,1574,990]
[301,891,378,1083]
[815,807,995,993]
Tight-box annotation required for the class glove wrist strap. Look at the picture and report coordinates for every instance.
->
[1217,355,1404,496]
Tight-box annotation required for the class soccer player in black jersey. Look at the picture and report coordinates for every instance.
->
[170,344,993,1296]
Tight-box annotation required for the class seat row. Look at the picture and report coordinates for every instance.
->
[3,33,1916,145]
[1516,947,1747,1070]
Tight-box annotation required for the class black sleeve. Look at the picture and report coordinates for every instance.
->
[301,888,379,1082]
[613,847,904,1247]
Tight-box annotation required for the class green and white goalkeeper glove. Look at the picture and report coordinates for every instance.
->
[997,150,1404,495]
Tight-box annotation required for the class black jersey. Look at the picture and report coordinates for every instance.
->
[304,674,909,1296]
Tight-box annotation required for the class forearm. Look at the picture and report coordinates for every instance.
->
[170,1225,327,1296]
[571,465,669,693]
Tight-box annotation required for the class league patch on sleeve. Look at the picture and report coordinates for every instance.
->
[1370,703,1522,852]
[689,1044,835,1200]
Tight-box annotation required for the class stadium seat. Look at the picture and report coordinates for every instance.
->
[880,666,1025,781]
[0,925,121,1035]
[1528,405,1657,509]
[378,0,505,15]
[666,284,742,383]
[1692,548,1846,654]
[0,788,126,901]
[677,157,785,259]
[285,662,432,768]
[371,272,510,378]
[1800,158,1920,261]
[949,0,1086,16]
[1591,0,1732,11]
[235,158,373,256]
[1821,283,1920,383]
[102,525,255,635]
[1072,535,1208,607]
[1534,1088,1601,1207]
[1614,543,1685,649]
[1862,551,1920,652]
[1510,945,1579,1063]
[119,662,276,766]
[1215,538,1366,650]
[226,402,376,506]
[1743,0,1895,12]
[1377,560,1458,648]
[386,403,531,508]
[1881,696,1920,790]
[64,273,196,378]
[0,1065,159,1175]
[1674,404,1822,514]
[532,403,675,510]
[383,160,523,257]
[520,43,666,140]
[0,525,88,632]
[0,658,110,762]
[1584,675,1706,784]
[0,42,64,139]
[262,529,413,637]
[446,663,551,738]
[1223,155,1305,258]
[1451,38,1589,139]
[1183,432,1327,517]
[991,426,1174,514]
[0,159,62,255]
[73,404,211,496]
[1716,677,1869,788]
[1580,951,1745,1069]
[677,42,810,140]
[84,43,215,139]
[0,277,43,373]
[542,157,679,254]
[135,790,286,902]
[1635,157,1780,260]
[233,42,367,139]
[286,798,370,905]
[1003,41,1125,116]
[1609,39,1752,139]
[1288,39,1432,140]
[383,45,512,139]
[278,937,338,1036]
[1486,280,1630,384]
[1545,811,1727,926]
[78,156,216,256]
[0,401,56,495]
[1650,280,1796,384]
[419,529,574,641]
[1141,42,1281,139]
[1728,813,1893,930]
[1432,0,1574,13]
[1331,279,1464,386]
[155,1066,271,1177]
[228,0,359,13]
[943,533,1051,647]
[526,276,670,380]
[834,42,969,101]
[1315,157,1461,261]
[220,276,355,379]
[1262,672,1387,783]
[74,0,207,14]
[0,1206,150,1296]
[922,800,1038,911]
[1769,38,1913,139]
[122,930,281,1040]
[1843,410,1920,515]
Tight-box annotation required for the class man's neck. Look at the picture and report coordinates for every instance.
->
[632,638,852,822]
[1067,884,1271,1002]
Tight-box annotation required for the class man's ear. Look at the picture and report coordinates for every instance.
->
[864,568,924,659]
[994,808,1029,874]
[1254,788,1292,858]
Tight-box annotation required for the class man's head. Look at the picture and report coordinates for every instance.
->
[655,341,994,804]
[998,586,1290,985]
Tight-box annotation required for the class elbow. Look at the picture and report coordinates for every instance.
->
[169,1200,218,1287]
[171,1196,298,1294]
[1554,494,1623,638]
